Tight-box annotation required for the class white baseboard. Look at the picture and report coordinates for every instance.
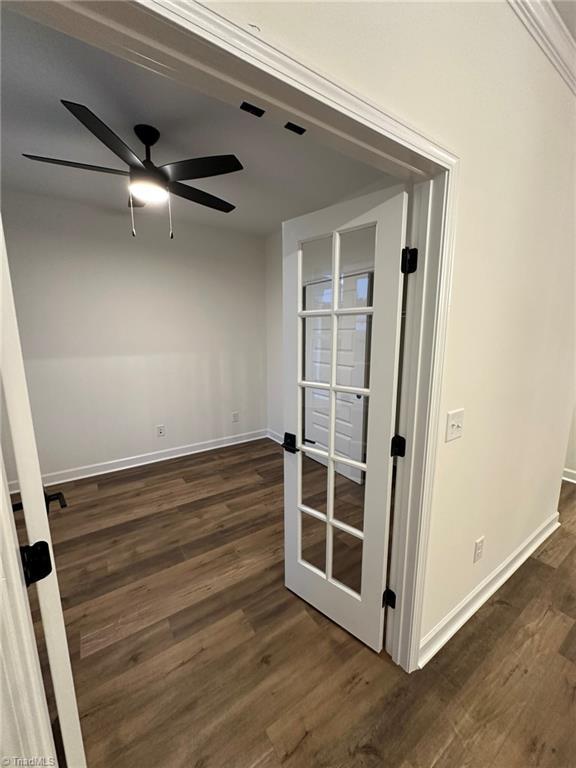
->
[266,429,283,444]
[562,468,576,484]
[8,429,276,492]
[418,511,560,668]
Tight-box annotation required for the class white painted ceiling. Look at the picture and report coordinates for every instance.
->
[1,10,387,235]
[553,1,576,39]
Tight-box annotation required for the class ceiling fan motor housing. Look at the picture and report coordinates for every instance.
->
[130,163,168,188]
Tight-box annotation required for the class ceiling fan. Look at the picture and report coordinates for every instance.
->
[23,100,243,229]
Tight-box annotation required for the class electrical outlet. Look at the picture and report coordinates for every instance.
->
[445,408,465,442]
[232,411,240,423]
[473,536,485,563]
[156,424,166,438]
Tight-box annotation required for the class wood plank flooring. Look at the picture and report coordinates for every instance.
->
[16,441,576,767]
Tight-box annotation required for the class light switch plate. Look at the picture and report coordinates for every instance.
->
[445,409,464,442]
[473,536,485,563]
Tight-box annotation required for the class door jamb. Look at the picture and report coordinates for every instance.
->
[386,176,450,670]
[0,454,56,761]
[1,219,87,765]
[10,0,460,672]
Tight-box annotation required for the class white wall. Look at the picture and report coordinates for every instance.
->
[2,189,267,483]
[211,1,576,642]
[565,408,576,482]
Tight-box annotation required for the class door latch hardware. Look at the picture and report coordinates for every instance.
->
[390,434,406,457]
[382,588,397,608]
[401,247,418,274]
[282,432,299,454]
[20,541,52,587]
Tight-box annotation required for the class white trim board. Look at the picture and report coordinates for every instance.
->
[418,511,560,668]
[266,429,283,445]
[8,429,270,492]
[563,468,576,484]
[508,0,576,94]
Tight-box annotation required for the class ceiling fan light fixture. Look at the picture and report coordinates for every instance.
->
[26,102,239,216]
[129,180,168,204]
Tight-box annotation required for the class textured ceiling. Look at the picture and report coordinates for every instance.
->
[1,10,388,235]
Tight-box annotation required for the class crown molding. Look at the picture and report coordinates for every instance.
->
[508,0,576,94]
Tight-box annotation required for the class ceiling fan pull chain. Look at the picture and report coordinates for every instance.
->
[129,190,136,237]
[168,192,174,240]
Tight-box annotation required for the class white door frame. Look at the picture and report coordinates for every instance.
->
[0,454,56,763]
[1,220,87,766]
[11,0,459,672]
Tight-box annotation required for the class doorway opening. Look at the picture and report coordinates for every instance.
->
[1,3,456,765]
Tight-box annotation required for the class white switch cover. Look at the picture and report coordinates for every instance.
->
[473,536,485,563]
[156,424,166,438]
[445,409,464,442]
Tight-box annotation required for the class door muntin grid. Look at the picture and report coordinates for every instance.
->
[298,226,375,597]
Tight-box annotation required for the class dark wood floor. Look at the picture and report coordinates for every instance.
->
[18,441,576,767]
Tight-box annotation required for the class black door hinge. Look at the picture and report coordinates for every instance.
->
[390,434,406,457]
[382,588,397,608]
[401,247,418,274]
[20,541,52,587]
[12,489,68,515]
[282,432,299,454]
[44,489,67,512]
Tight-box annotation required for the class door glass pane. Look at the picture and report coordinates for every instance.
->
[334,393,368,464]
[302,236,332,310]
[332,527,363,594]
[339,226,375,309]
[336,314,372,388]
[301,453,328,514]
[333,461,366,532]
[303,316,332,384]
[301,512,326,573]
[302,387,330,453]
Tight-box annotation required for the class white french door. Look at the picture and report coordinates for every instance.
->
[282,187,408,651]
[1,219,86,766]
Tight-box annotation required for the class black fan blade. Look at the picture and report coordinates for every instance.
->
[23,154,129,176]
[61,100,144,168]
[160,154,242,182]
[169,182,235,212]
